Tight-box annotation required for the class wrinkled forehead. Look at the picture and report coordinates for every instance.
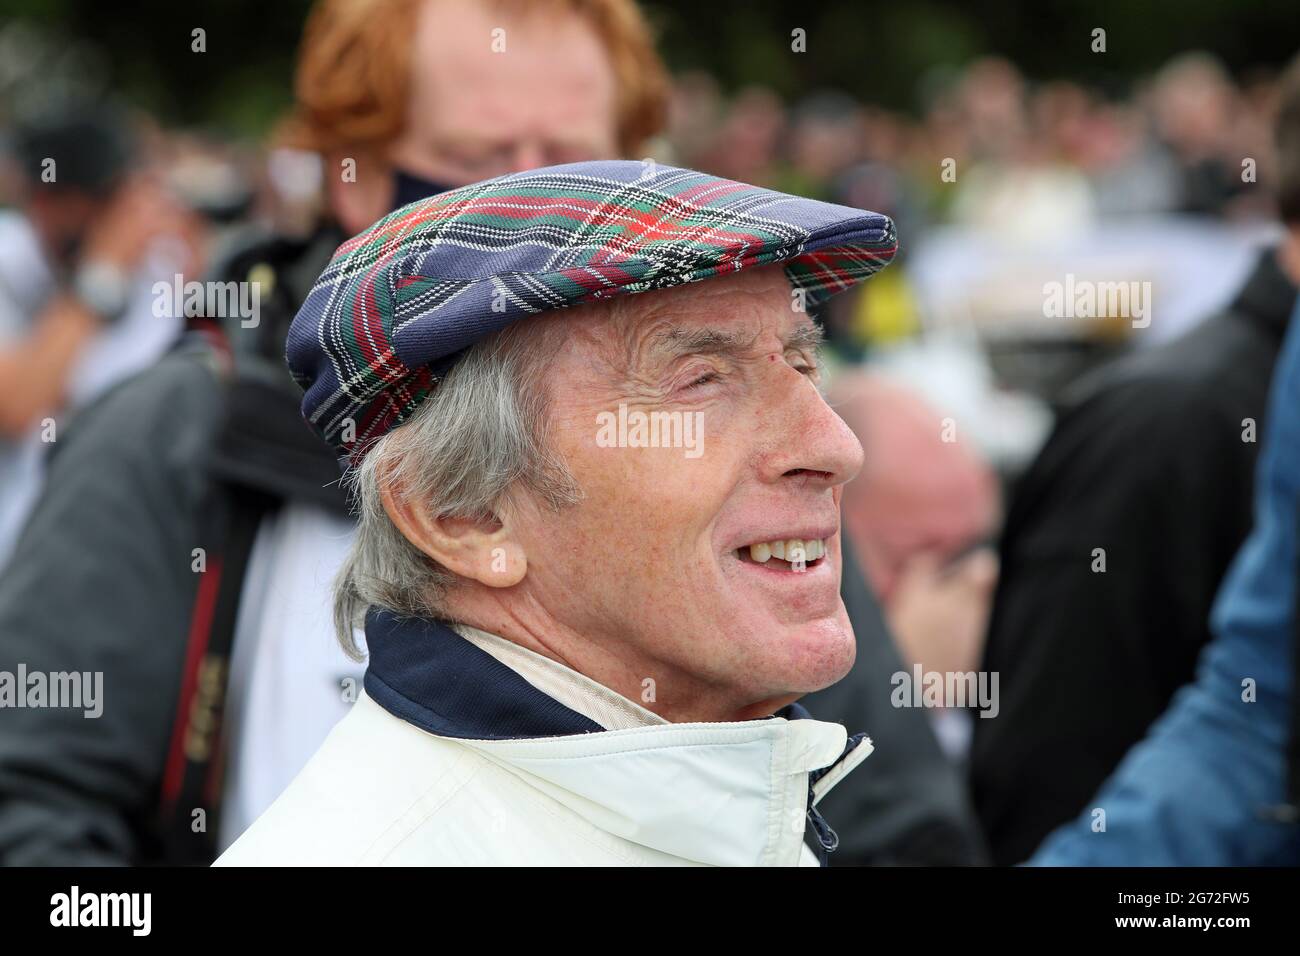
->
[568,267,808,370]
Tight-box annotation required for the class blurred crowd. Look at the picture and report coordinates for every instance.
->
[675,51,1278,227]
[0,0,1297,867]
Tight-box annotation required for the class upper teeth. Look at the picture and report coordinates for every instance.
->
[747,538,827,563]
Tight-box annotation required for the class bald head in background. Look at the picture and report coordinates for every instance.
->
[831,372,1000,674]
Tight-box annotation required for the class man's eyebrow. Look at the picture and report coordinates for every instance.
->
[647,323,824,361]
[788,323,824,352]
[650,326,760,358]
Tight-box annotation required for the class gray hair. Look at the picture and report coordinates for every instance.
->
[333,318,581,659]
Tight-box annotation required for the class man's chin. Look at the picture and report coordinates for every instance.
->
[741,612,857,698]
[798,615,857,691]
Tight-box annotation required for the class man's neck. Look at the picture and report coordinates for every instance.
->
[445,590,797,723]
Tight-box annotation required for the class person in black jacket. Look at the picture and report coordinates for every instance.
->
[810,536,988,865]
[970,58,1300,865]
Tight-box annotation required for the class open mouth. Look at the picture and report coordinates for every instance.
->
[734,537,830,571]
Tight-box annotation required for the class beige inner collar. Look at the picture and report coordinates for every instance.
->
[449,623,669,731]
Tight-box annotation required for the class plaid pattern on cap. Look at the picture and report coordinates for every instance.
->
[287,160,898,459]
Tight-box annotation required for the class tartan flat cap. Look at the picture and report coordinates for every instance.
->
[287,160,898,459]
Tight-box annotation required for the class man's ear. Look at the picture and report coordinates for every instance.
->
[378,473,527,588]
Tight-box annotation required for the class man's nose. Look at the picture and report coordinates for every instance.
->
[758,374,865,488]
[507,141,547,174]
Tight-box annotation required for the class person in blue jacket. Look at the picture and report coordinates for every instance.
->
[1031,295,1300,866]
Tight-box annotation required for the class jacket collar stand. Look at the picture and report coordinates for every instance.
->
[361,610,872,866]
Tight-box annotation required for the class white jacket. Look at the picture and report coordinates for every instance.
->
[215,616,872,867]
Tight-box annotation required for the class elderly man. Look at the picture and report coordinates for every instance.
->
[216,160,898,866]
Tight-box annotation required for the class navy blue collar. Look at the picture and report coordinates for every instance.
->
[363,609,604,739]
[362,609,813,739]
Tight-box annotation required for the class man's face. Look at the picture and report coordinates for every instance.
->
[838,383,999,605]
[393,0,619,183]
[501,269,864,719]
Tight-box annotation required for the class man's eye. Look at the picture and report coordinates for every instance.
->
[686,372,720,389]
[791,354,821,380]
